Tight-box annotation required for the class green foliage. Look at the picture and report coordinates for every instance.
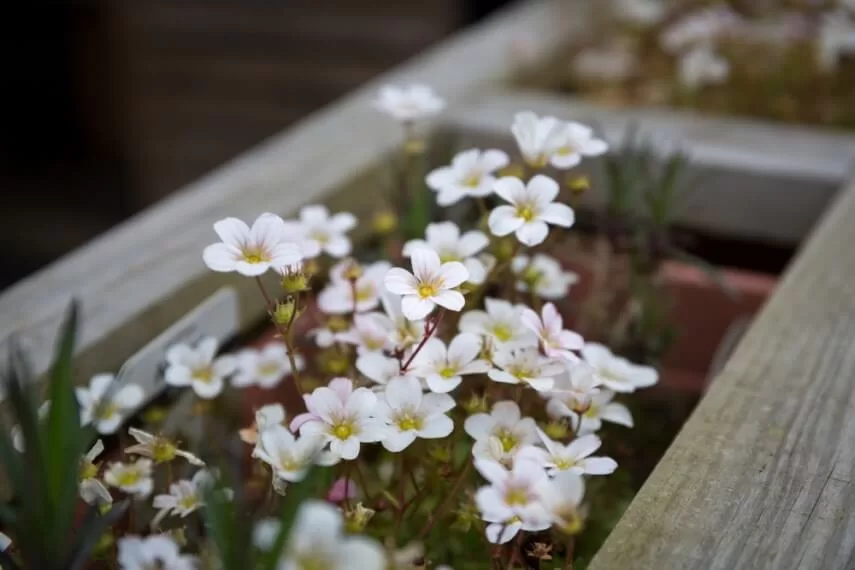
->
[0,301,128,570]
[203,462,334,570]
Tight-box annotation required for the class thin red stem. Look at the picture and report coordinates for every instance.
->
[400,309,445,373]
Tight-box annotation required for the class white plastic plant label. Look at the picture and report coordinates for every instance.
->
[113,286,240,408]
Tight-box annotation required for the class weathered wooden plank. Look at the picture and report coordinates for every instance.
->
[0,0,578,381]
[447,89,855,245]
[588,176,855,570]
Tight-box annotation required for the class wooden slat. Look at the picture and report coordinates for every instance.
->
[0,0,578,381]
[588,176,855,570]
[447,89,855,245]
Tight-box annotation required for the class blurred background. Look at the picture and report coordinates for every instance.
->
[0,0,512,291]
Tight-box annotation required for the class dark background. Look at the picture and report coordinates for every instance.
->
[0,0,511,291]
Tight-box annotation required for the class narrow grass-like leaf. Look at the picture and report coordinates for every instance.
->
[67,500,130,570]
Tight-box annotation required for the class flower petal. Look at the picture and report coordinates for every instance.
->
[202,243,240,272]
[528,174,559,204]
[493,176,527,204]
[384,268,418,295]
[540,202,576,228]
[213,217,250,247]
[385,376,421,410]
[515,221,549,247]
[411,248,441,281]
[448,333,481,366]
[488,205,524,236]
[401,296,435,320]
[438,261,469,289]
[418,414,453,439]
[582,456,618,475]
[431,290,465,312]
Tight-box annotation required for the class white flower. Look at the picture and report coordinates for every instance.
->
[474,458,551,544]
[79,439,112,506]
[76,374,144,435]
[408,334,491,393]
[372,84,445,122]
[375,376,455,452]
[291,378,385,463]
[520,302,583,361]
[164,337,237,399]
[489,175,575,247]
[543,362,603,419]
[488,347,566,392]
[151,469,216,528]
[242,403,288,449]
[202,213,303,277]
[253,518,281,551]
[384,248,469,320]
[104,459,154,498]
[125,427,205,466]
[118,535,196,570]
[613,0,665,27]
[282,205,357,259]
[403,222,490,285]
[458,298,535,349]
[660,6,741,53]
[278,500,386,569]
[549,122,608,170]
[319,261,391,314]
[255,424,323,483]
[555,389,633,434]
[336,312,395,354]
[0,532,9,551]
[233,343,303,389]
[512,254,579,300]
[356,352,408,391]
[464,401,538,464]
[380,292,424,349]
[678,45,729,89]
[11,401,50,452]
[539,471,586,533]
[510,111,566,168]
[309,326,337,349]
[425,149,509,206]
[581,342,658,393]
[521,429,617,476]
[819,11,855,71]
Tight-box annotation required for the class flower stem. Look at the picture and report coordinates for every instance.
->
[399,309,445,373]
[254,276,304,395]
[418,457,471,539]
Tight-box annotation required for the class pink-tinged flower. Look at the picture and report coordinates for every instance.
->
[543,362,603,419]
[425,149,509,206]
[202,213,303,277]
[384,248,469,320]
[488,175,575,247]
[519,429,617,476]
[372,84,445,122]
[327,477,359,502]
[474,458,551,544]
[581,342,658,393]
[282,205,357,259]
[488,347,566,393]
[255,425,324,484]
[408,333,492,393]
[520,302,583,361]
[403,222,490,285]
[291,378,386,464]
[374,376,455,452]
[318,260,391,314]
[336,313,395,354]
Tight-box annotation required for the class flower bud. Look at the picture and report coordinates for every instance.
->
[281,266,310,294]
[343,502,376,533]
[567,175,590,195]
[341,259,363,281]
[93,532,115,557]
[494,238,517,262]
[498,164,526,179]
[542,419,571,441]
[272,297,297,325]
[327,315,351,333]
[371,209,398,235]
[462,393,489,415]
[405,138,426,156]
[427,443,451,464]
[553,506,585,536]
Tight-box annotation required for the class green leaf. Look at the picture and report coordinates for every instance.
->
[67,500,130,570]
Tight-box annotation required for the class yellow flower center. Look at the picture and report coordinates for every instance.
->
[355,283,376,302]
[507,364,532,379]
[439,367,457,378]
[192,367,215,383]
[554,458,576,471]
[505,486,530,506]
[556,144,576,156]
[280,456,303,472]
[438,250,461,263]
[492,324,513,342]
[333,423,354,440]
[461,172,482,187]
[396,413,423,432]
[418,283,438,299]
[80,461,98,481]
[117,470,141,487]
[309,230,329,245]
[516,205,536,222]
[521,266,543,285]
[297,558,330,570]
[496,429,518,453]
[365,337,385,351]
[241,248,269,264]
[178,495,200,511]
[527,154,549,168]
[258,361,282,377]
[151,439,177,463]
[583,405,599,419]
[96,402,119,421]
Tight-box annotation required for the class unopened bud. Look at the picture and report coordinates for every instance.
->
[302,258,320,279]
[372,209,398,235]
[281,267,310,294]
[427,443,451,464]
[272,297,297,325]
[553,506,585,536]
[166,527,188,548]
[405,138,426,156]
[93,532,115,556]
[463,393,489,414]
[317,349,350,375]
[567,175,590,195]
[498,164,526,179]
[494,238,517,262]
[327,315,350,333]
[343,502,376,533]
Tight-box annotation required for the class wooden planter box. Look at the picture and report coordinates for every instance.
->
[2,1,855,568]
